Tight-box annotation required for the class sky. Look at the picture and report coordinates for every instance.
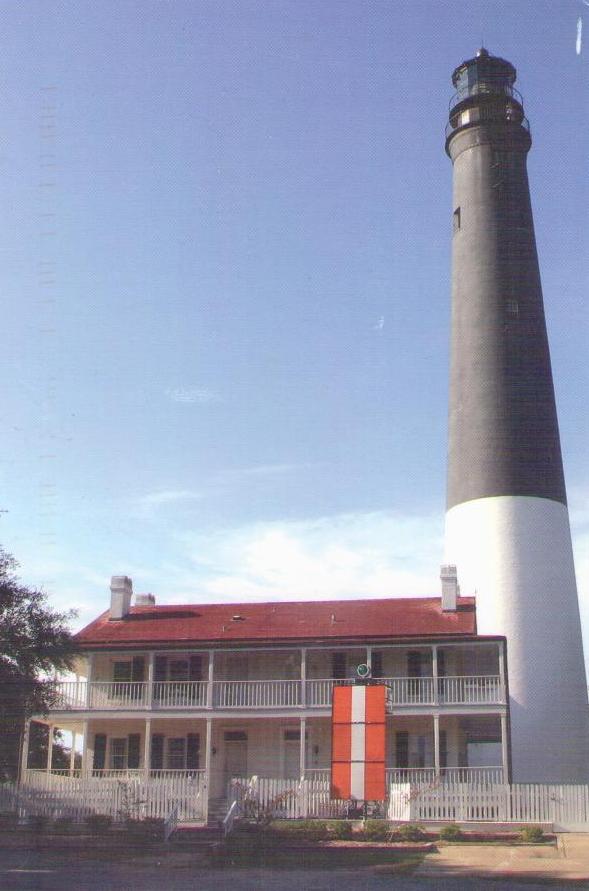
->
[0,1,588,667]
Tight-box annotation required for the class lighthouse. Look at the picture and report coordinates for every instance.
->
[443,49,589,783]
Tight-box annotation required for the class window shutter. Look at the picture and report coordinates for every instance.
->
[93,734,107,771]
[131,657,145,681]
[440,730,448,769]
[187,733,200,770]
[154,656,167,682]
[437,649,446,677]
[395,731,409,769]
[150,734,164,770]
[189,655,203,681]
[128,733,141,769]
[371,652,383,679]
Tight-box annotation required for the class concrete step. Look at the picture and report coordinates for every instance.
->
[171,826,221,849]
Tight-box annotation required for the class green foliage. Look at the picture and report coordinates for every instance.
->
[28,814,49,832]
[392,823,426,841]
[330,820,354,840]
[519,825,545,843]
[361,820,391,841]
[85,813,112,833]
[439,823,463,841]
[0,548,79,780]
[268,819,329,840]
[53,815,74,833]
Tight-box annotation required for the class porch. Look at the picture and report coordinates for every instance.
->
[52,673,505,711]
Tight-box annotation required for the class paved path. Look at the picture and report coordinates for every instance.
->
[415,834,589,885]
[1,836,589,890]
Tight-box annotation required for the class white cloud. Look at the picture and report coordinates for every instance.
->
[130,489,203,519]
[165,387,221,405]
[171,510,445,603]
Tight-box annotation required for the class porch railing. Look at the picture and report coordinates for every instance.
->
[50,674,504,711]
[213,679,301,708]
[386,766,505,786]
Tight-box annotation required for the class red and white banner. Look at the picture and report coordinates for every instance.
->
[331,684,386,801]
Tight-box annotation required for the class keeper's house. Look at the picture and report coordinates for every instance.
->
[22,570,509,822]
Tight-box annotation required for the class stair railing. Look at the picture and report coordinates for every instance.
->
[164,804,179,842]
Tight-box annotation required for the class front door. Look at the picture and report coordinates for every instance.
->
[224,731,248,788]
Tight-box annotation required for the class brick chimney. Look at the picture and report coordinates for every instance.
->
[440,564,459,611]
[110,575,133,620]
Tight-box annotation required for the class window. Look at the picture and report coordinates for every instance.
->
[224,731,248,742]
[167,738,186,770]
[169,659,189,681]
[110,738,127,770]
[453,207,461,232]
[332,652,347,679]
[506,299,519,317]
[113,662,131,683]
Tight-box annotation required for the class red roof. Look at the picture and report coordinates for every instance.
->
[75,596,477,649]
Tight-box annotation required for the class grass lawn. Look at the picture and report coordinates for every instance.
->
[216,834,427,871]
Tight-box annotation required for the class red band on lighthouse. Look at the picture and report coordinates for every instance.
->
[331,685,386,801]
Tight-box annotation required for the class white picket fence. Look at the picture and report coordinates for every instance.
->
[387,781,589,830]
[11,770,205,823]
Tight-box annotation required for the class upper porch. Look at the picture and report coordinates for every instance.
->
[52,640,507,715]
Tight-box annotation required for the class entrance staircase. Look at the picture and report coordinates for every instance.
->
[207,796,230,827]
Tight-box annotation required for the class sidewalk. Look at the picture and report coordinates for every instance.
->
[415,834,589,884]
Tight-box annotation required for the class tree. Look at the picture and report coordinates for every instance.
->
[0,548,79,780]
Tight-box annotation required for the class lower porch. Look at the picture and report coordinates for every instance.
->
[20,712,507,823]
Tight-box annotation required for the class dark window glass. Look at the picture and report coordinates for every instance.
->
[332,652,347,679]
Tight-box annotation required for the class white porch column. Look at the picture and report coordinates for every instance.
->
[300,648,307,707]
[86,653,95,708]
[366,645,372,670]
[433,714,440,777]
[204,717,212,824]
[19,719,31,784]
[70,731,77,775]
[143,718,152,780]
[46,724,54,774]
[146,653,154,709]
[81,719,90,777]
[498,642,507,703]
[207,651,214,709]
[299,717,306,777]
[432,645,439,705]
[500,712,510,783]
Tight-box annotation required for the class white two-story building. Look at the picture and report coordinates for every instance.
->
[22,570,509,822]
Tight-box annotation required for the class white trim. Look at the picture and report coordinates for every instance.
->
[350,761,364,800]
[351,686,366,723]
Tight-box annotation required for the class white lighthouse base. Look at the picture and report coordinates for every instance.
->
[445,495,589,784]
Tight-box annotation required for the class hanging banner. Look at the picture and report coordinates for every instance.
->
[331,684,386,801]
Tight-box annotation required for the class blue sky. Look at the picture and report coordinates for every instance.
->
[0,1,587,665]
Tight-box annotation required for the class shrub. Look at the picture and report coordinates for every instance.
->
[85,813,112,833]
[361,820,390,841]
[330,820,354,840]
[439,823,463,841]
[267,819,329,840]
[392,823,426,842]
[519,825,544,843]
[53,815,74,834]
[28,814,49,832]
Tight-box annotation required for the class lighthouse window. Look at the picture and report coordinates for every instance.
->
[506,300,519,316]
[453,208,461,231]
